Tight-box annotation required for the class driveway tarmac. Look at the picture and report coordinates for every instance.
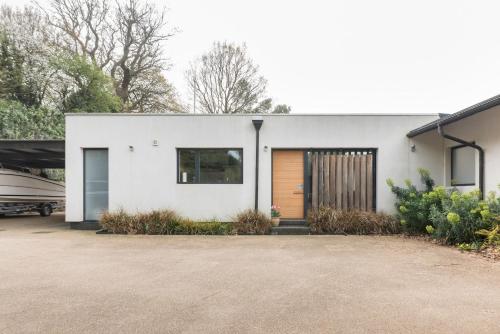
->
[0,214,499,333]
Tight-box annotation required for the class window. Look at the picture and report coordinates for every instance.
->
[451,145,475,186]
[178,149,243,184]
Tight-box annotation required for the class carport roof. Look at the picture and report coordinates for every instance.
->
[0,140,65,169]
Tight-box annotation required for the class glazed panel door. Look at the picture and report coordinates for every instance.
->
[84,149,109,221]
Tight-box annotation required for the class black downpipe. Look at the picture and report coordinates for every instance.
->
[437,125,485,199]
[252,119,264,211]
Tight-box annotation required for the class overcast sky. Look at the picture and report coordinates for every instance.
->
[3,0,500,114]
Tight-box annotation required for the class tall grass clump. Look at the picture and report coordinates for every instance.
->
[307,207,400,235]
[100,209,138,234]
[233,209,272,235]
[100,209,224,235]
[175,219,233,235]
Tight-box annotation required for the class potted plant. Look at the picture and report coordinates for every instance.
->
[271,205,281,227]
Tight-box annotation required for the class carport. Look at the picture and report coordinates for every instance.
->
[0,140,65,168]
[0,140,65,217]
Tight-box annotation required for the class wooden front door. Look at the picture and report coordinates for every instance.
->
[272,150,304,219]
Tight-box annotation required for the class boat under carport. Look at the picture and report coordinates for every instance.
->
[0,140,65,216]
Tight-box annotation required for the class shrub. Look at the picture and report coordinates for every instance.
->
[389,171,500,251]
[387,169,445,234]
[233,209,272,234]
[475,192,500,246]
[476,223,500,246]
[428,190,493,244]
[307,207,400,235]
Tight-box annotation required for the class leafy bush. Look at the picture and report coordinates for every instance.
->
[233,209,272,235]
[389,168,500,247]
[100,209,231,235]
[387,169,444,234]
[307,207,400,235]
[478,193,500,247]
[476,223,500,246]
[427,189,500,245]
[427,190,492,244]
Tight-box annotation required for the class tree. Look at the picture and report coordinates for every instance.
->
[0,6,56,108]
[39,0,181,112]
[0,33,26,104]
[272,104,291,114]
[129,69,186,113]
[55,55,122,113]
[187,42,270,114]
[0,99,64,139]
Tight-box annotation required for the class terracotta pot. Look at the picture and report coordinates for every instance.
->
[271,217,280,227]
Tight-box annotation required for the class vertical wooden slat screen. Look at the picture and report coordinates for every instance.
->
[323,154,330,206]
[329,155,336,208]
[312,153,318,209]
[366,154,373,211]
[342,155,348,209]
[361,155,367,211]
[354,155,361,209]
[335,155,342,209]
[318,152,324,207]
[347,155,354,208]
[309,150,375,212]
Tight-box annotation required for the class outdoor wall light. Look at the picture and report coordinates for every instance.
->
[252,116,264,131]
[264,145,269,152]
[411,144,416,152]
[129,145,134,152]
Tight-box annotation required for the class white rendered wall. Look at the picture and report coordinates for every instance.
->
[425,107,500,195]
[408,130,445,189]
[65,114,440,222]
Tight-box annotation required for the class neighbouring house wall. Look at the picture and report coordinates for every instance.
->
[437,106,500,195]
[65,114,440,222]
[408,130,445,188]
[409,106,500,194]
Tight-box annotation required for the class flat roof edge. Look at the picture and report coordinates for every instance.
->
[65,112,441,117]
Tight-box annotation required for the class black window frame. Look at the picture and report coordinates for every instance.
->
[450,144,476,186]
[176,148,243,184]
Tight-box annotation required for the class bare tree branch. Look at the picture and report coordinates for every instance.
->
[38,0,176,112]
[187,42,269,114]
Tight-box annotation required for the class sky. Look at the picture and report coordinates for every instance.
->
[3,0,500,114]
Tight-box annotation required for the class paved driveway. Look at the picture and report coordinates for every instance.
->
[0,214,499,334]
